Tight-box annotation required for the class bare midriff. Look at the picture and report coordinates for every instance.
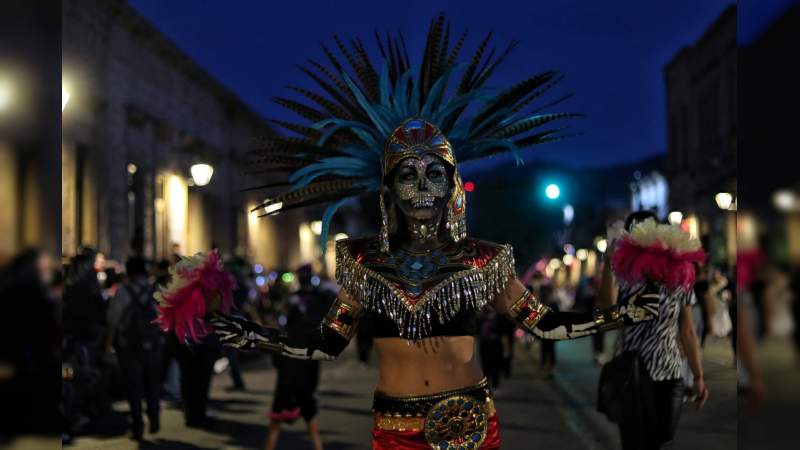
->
[373,335,483,396]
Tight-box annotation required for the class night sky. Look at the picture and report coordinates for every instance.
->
[130,1,743,168]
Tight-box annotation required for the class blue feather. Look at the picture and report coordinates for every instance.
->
[319,198,349,253]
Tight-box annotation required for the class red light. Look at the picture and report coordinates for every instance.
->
[464,181,475,192]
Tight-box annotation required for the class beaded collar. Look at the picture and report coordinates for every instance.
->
[335,236,515,340]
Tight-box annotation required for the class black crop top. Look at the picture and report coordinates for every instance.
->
[335,236,515,340]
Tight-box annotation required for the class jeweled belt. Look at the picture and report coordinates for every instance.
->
[373,378,494,450]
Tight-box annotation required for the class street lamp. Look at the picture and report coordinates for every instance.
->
[190,163,214,186]
[576,248,588,261]
[773,190,796,212]
[596,238,608,253]
[715,192,733,210]
[668,211,683,225]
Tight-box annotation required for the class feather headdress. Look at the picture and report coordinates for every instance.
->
[611,219,706,292]
[249,13,580,246]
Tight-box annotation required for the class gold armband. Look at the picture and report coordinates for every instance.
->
[322,296,361,340]
[509,289,550,331]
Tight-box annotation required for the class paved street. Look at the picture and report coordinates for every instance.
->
[67,335,736,450]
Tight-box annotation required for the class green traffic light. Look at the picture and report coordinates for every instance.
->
[545,183,561,200]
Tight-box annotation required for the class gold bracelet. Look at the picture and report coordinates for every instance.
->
[509,289,550,330]
[322,298,361,339]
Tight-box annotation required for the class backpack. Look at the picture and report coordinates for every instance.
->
[116,282,162,351]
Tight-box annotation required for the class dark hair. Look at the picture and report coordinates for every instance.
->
[624,210,659,231]
[125,257,148,278]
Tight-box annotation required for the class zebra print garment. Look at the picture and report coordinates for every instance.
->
[617,285,695,381]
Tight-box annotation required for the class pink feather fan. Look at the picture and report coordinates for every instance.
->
[611,219,706,292]
[155,250,237,343]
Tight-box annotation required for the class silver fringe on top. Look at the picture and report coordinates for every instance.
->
[335,241,516,341]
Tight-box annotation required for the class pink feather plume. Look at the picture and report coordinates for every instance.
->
[611,236,706,292]
[155,250,237,343]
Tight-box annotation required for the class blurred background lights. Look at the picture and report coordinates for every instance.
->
[562,254,575,266]
[773,190,796,212]
[545,183,561,200]
[335,233,349,241]
[281,272,295,283]
[714,192,734,210]
[255,275,266,287]
[563,204,574,225]
[311,275,320,286]
[464,181,475,192]
[254,263,263,274]
[668,211,683,225]
[311,220,323,235]
[576,248,589,261]
[0,82,11,111]
[596,238,608,253]
[62,83,70,112]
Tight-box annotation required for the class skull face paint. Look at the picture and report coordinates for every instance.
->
[390,154,450,222]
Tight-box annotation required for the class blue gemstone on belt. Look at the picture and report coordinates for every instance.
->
[438,441,448,450]
[471,433,481,441]
[464,401,473,409]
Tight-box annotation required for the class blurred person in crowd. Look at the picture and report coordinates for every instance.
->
[737,294,766,411]
[62,251,110,422]
[709,268,734,339]
[498,314,516,378]
[223,256,260,391]
[153,259,181,403]
[693,264,713,347]
[538,281,558,378]
[602,211,708,450]
[0,249,60,438]
[175,329,221,429]
[356,313,375,367]
[264,264,333,450]
[105,257,164,441]
[478,306,504,390]
[63,252,106,356]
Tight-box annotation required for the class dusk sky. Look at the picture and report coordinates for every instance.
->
[129,1,745,168]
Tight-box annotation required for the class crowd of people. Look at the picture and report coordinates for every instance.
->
[57,246,330,444]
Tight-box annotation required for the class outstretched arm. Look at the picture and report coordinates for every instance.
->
[493,279,659,340]
[208,289,363,360]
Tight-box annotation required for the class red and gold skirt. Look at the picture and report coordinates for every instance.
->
[371,378,500,450]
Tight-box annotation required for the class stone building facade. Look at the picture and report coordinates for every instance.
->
[62,0,307,268]
[664,5,736,266]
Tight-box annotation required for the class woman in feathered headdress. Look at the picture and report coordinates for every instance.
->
[160,15,662,449]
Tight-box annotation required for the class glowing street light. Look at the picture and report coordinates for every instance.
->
[562,254,575,266]
[773,190,796,212]
[190,163,214,186]
[715,192,733,210]
[310,220,323,235]
[576,249,589,261]
[0,82,11,111]
[668,211,683,225]
[596,238,608,253]
[563,204,574,225]
[545,183,561,200]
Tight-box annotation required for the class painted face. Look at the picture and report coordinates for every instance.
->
[390,154,450,221]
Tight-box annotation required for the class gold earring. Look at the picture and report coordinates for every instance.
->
[379,192,390,253]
